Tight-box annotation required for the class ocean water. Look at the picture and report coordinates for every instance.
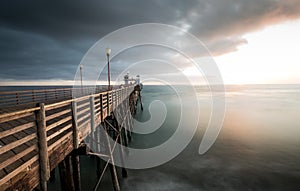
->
[109,84,300,191]
[3,85,299,190]
[75,84,300,191]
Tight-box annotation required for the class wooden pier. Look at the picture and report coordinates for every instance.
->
[0,85,142,191]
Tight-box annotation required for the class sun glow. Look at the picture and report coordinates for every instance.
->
[215,19,300,84]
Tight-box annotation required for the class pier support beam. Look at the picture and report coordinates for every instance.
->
[116,123,128,178]
[95,127,102,178]
[72,155,81,191]
[123,127,129,148]
[138,91,143,111]
[58,156,75,191]
[103,122,120,191]
[49,169,56,183]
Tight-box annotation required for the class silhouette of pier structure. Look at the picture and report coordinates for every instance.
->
[0,81,143,191]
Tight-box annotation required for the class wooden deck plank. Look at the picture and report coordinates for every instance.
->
[0,139,9,179]
[0,122,35,139]
[0,134,25,176]
[0,118,37,177]
[0,156,39,190]
[0,145,37,171]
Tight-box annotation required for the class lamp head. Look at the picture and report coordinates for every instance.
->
[106,48,111,57]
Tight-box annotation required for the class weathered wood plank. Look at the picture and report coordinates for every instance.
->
[94,107,101,115]
[77,113,90,125]
[0,122,35,139]
[0,155,38,186]
[0,126,28,174]
[77,101,90,111]
[1,164,40,191]
[0,112,33,123]
[77,106,90,116]
[47,116,72,131]
[45,101,71,111]
[47,123,72,142]
[46,109,71,121]
[0,133,36,155]
[0,145,37,171]
[48,131,73,152]
[48,132,73,170]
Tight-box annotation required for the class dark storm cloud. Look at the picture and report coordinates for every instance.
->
[0,0,300,81]
[0,27,82,80]
[0,0,182,41]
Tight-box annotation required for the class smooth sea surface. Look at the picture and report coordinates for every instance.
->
[115,84,300,191]
[76,84,300,190]
[3,84,300,190]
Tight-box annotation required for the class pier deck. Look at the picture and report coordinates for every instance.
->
[0,85,140,191]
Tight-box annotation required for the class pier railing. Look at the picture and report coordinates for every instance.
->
[0,85,135,190]
[0,86,103,107]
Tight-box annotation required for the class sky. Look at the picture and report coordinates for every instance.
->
[0,0,300,85]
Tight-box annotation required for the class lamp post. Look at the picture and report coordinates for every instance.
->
[80,64,83,94]
[106,48,111,90]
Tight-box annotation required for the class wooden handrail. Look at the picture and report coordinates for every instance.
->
[0,86,105,107]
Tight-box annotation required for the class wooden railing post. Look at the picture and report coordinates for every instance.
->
[35,103,50,191]
[111,90,114,111]
[71,100,79,149]
[116,90,119,108]
[90,95,97,153]
[113,90,116,110]
[100,94,103,122]
[89,95,95,138]
[124,88,126,100]
[107,92,110,116]
[121,89,123,102]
